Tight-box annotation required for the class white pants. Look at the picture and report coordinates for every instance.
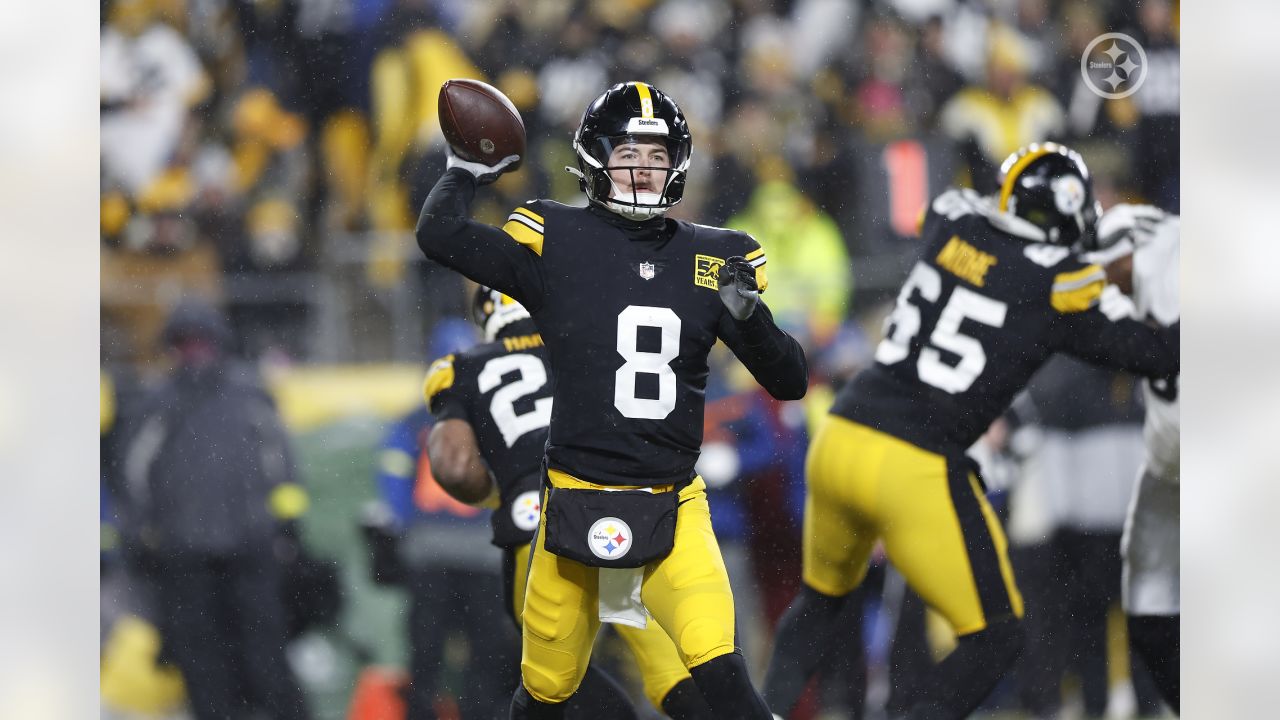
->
[1121,466,1180,615]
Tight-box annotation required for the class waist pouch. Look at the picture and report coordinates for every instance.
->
[543,485,679,568]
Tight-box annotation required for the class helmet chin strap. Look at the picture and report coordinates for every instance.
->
[604,171,669,220]
[607,192,666,220]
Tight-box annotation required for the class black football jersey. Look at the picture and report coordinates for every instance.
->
[424,322,552,548]
[832,188,1179,453]
[417,168,806,487]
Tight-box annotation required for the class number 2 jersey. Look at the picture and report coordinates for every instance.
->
[424,319,552,548]
[416,169,807,488]
[832,188,1180,454]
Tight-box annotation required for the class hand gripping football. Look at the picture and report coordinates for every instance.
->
[438,78,526,172]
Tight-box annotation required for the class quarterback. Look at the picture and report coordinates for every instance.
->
[416,82,805,719]
[423,286,713,718]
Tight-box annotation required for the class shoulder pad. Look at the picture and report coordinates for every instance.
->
[503,201,546,256]
[422,354,456,404]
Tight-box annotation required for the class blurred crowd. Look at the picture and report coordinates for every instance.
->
[100,0,1179,370]
[100,0,1180,718]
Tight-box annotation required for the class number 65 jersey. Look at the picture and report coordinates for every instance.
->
[416,169,807,489]
[832,189,1180,453]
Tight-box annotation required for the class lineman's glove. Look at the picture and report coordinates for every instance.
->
[717,256,760,321]
[1096,203,1166,251]
[446,147,520,186]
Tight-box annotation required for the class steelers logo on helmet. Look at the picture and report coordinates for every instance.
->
[996,142,1100,247]
[511,490,541,532]
[587,516,632,561]
[568,82,693,221]
[470,285,530,342]
[1052,175,1086,215]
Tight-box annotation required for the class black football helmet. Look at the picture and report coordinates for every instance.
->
[471,285,531,342]
[569,82,692,220]
[996,142,1101,246]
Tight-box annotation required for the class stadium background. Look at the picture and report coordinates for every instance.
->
[96,0,1182,718]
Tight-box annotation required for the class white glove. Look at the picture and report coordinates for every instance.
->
[446,147,520,186]
[1097,203,1165,251]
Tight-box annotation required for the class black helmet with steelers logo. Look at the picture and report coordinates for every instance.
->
[996,142,1102,247]
[471,285,531,342]
[570,82,693,221]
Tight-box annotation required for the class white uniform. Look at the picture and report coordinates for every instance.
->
[1120,215,1180,615]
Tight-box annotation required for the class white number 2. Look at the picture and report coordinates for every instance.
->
[478,354,553,447]
[615,305,681,419]
[875,263,1008,394]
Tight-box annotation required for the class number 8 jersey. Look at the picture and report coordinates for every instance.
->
[832,188,1181,453]
[417,169,807,488]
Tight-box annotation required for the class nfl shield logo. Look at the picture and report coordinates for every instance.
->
[639,261,655,280]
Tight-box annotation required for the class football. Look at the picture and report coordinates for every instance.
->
[438,79,526,172]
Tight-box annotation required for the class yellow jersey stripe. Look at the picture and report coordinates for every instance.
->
[513,205,543,225]
[998,146,1055,211]
[422,355,455,403]
[633,82,654,118]
[1052,264,1105,292]
[1051,282,1104,313]
[507,211,543,233]
[503,219,544,256]
[755,266,769,292]
[745,247,766,262]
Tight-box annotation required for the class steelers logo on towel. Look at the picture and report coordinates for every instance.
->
[511,490,541,532]
[588,517,632,561]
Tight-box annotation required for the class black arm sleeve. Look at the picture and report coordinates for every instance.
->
[718,302,809,400]
[1053,310,1179,379]
[414,168,546,310]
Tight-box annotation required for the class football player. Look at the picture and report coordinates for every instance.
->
[763,143,1180,720]
[1086,204,1181,713]
[423,286,714,719]
[416,82,806,719]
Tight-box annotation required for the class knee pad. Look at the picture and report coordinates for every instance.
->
[519,658,578,705]
[677,618,734,668]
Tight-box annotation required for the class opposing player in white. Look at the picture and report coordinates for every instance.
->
[1088,204,1180,713]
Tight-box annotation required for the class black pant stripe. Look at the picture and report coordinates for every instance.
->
[946,457,1013,624]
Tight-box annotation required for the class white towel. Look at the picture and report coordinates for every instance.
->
[598,567,648,628]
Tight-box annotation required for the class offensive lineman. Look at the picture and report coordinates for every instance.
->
[416,82,806,718]
[1087,204,1181,712]
[423,286,714,718]
[763,143,1180,720]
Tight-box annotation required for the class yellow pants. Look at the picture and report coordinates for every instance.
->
[517,472,737,704]
[803,416,1023,636]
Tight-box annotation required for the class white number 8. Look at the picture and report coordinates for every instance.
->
[615,305,681,419]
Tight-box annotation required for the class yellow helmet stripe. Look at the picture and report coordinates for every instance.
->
[997,146,1055,211]
[632,82,654,118]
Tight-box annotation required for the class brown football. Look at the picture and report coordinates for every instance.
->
[438,79,526,172]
